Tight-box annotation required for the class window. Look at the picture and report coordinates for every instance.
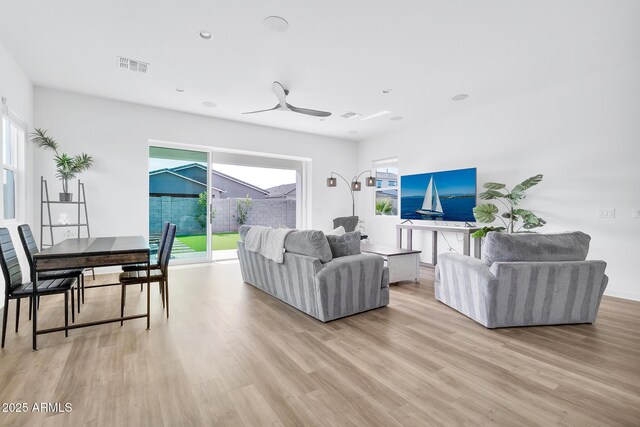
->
[373,158,398,216]
[1,117,23,221]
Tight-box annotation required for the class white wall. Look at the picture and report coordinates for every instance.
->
[357,63,640,301]
[0,42,34,308]
[33,88,357,245]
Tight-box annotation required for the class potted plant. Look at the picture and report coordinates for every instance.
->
[30,128,93,202]
[472,174,546,238]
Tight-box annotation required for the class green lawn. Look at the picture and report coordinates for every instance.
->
[177,232,240,251]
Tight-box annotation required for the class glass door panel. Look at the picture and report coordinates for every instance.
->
[149,146,211,262]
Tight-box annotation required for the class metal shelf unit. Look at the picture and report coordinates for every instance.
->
[40,176,91,248]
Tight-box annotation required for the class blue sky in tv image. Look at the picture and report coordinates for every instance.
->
[400,167,477,222]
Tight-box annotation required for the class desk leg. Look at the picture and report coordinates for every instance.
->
[463,233,470,256]
[474,236,482,259]
[146,258,151,330]
[432,231,438,266]
[396,228,402,249]
[32,266,38,351]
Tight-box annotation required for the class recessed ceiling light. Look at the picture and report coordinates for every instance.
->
[390,116,403,121]
[199,31,212,40]
[176,88,184,93]
[202,101,217,108]
[348,130,358,134]
[382,89,392,94]
[361,110,391,121]
[452,94,469,101]
[263,16,289,33]
[319,118,326,121]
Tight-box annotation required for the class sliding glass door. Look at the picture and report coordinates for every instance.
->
[149,146,211,262]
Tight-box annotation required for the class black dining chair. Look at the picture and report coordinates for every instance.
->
[122,221,170,293]
[18,224,85,315]
[0,228,77,348]
[119,224,176,321]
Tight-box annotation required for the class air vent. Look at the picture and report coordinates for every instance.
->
[340,111,361,119]
[117,56,149,73]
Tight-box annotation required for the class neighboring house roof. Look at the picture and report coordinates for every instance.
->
[149,168,225,192]
[376,172,398,180]
[265,183,296,198]
[170,163,270,195]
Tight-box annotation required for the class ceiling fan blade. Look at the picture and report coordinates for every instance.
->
[287,104,332,117]
[272,81,287,106]
[242,104,281,114]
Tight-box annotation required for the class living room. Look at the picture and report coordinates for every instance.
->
[0,1,638,425]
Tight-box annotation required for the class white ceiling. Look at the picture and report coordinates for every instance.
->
[1,0,639,141]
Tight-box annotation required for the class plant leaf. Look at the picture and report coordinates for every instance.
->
[479,190,506,200]
[30,128,59,153]
[473,203,499,223]
[483,182,506,190]
[512,174,543,193]
[472,226,506,239]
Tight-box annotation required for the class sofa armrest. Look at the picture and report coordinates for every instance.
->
[435,252,497,327]
[314,253,386,321]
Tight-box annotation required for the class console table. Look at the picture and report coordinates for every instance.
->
[360,243,421,284]
[396,223,481,267]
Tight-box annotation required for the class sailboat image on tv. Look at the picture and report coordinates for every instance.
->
[416,176,444,217]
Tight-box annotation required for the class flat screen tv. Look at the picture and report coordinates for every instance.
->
[400,167,477,222]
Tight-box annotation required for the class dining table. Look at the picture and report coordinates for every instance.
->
[31,236,150,350]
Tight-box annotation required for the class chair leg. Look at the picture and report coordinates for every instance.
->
[120,285,126,326]
[37,296,40,310]
[64,292,69,338]
[15,298,20,333]
[140,283,143,292]
[77,275,81,313]
[71,288,75,323]
[165,278,169,318]
[2,296,9,347]
[82,273,86,304]
[28,296,32,320]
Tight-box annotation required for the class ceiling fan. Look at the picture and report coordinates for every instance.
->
[243,81,331,117]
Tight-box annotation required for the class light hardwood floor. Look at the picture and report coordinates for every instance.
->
[1,262,639,426]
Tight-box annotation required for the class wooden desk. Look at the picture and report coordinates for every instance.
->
[361,243,421,283]
[396,223,481,267]
[31,236,150,350]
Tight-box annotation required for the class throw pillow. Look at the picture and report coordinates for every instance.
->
[327,225,346,236]
[326,231,361,258]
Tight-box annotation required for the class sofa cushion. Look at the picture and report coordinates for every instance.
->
[284,230,333,263]
[326,231,361,258]
[483,231,591,265]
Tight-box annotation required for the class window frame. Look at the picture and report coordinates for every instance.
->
[1,112,26,223]
[372,158,399,217]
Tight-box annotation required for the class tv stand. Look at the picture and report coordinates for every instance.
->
[396,223,481,267]
[400,219,413,224]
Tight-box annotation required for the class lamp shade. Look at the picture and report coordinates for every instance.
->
[366,176,376,187]
[327,177,337,187]
[351,181,362,191]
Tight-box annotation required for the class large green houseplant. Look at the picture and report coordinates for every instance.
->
[472,174,546,238]
[30,128,93,202]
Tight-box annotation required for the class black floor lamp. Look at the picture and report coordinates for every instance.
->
[326,170,376,216]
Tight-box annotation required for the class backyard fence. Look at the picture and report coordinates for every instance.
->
[149,196,296,236]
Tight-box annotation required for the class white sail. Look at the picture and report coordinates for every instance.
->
[417,176,444,216]
[422,177,434,210]
[433,181,443,213]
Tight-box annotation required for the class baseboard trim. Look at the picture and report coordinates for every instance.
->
[604,289,640,302]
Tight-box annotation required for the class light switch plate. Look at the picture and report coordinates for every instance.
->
[632,208,640,218]
[596,208,615,218]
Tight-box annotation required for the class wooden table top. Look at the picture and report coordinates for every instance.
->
[360,243,421,257]
[35,236,149,260]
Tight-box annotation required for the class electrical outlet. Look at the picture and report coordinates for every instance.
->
[596,208,615,218]
[632,208,640,218]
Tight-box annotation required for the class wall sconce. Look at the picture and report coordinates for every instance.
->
[326,170,375,216]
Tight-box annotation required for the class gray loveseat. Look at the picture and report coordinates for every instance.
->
[237,226,389,322]
[435,232,608,328]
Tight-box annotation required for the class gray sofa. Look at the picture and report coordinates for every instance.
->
[434,232,608,328]
[237,226,389,322]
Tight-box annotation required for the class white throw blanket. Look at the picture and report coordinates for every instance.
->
[244,226,294,264]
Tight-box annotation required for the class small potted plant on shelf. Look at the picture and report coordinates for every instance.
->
[30,128,93,202]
